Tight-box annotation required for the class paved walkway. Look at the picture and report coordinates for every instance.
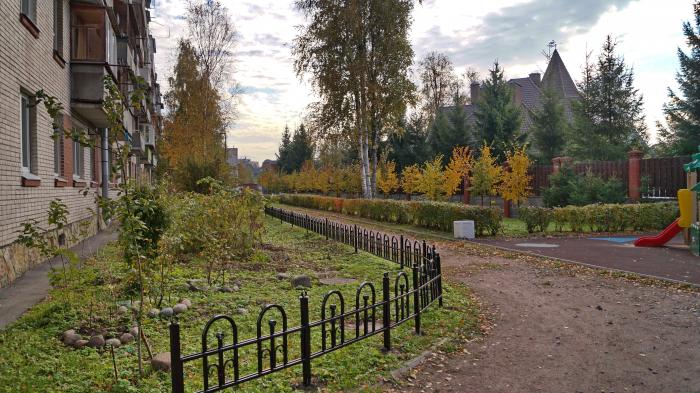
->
[476,233,700,286]
[0,227,118,329]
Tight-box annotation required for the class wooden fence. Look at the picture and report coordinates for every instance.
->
[529,155,690,198]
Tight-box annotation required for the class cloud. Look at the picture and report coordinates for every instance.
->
[415,0,635,68]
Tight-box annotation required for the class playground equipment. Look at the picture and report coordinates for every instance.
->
[634,189,692,247]
[635,147,700,250]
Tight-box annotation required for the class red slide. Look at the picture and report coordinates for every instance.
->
[634,219,682,247]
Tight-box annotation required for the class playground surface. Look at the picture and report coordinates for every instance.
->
[475,233,700,286]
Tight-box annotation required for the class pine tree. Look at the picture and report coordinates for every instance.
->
[474,62,523,162]
[567,36,648,160]
[530,87,567,164]
[276,125,293,173]
[658,2,700,156]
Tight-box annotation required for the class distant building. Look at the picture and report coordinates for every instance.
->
[464,49,579,134]
[226,147,238,167]
[262,159,278,172]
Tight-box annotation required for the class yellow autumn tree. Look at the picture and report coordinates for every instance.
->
[469,145,502,205]
[377,160,399,197]
[499,147,532,205]
[443,146,472,198]
[400,164,422,200]
[297,160,317,192]
[316,166,332,195]
[418,155,446,201]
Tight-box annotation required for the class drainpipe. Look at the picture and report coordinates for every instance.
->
[101,128,109,200]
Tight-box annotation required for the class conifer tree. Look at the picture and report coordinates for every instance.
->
[276,125,293,173]
[658,2,700,156]
[567,36,648,160]
[289,124,314,172]
[429,93,474,161]
[474,62,523,162]
[530,88,567,164]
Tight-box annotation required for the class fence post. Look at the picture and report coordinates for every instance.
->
[399,235,404,269]
[305,214,309,233]
[422,240,427,260]
[300,292,312,387]
[412,265,421,335]
[169,323,185,393]
[354,225,358,253]
[436,252,443,307]
[382,272,391,351]
[628,150,643,202]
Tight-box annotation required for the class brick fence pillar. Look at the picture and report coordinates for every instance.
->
[552,156,572,175]
[628,150,643,202]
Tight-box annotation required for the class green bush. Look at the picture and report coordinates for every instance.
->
[278,194,502,236]
[552,202,678,233]
[517,207,553,233]
[543,167,627,207]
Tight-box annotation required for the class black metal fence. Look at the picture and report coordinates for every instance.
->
[169,206,443,392]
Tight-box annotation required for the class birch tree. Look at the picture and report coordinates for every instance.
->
[293,0,416,198]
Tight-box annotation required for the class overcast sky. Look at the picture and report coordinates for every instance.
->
[150,0,694,163]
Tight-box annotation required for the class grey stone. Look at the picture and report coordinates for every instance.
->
[72,339,89,349]
[63,332,82,346]
[117,305,129,314]
[291,275,312,289]
[106,338,121,348]
[120,333,134,344]
[178,298,192,308]
[236,308,248,315]
[148,308,160,318]
[87,335,105,348]
[160,307,174,318]
[151,352,171,372]
[173,303,188,314]
[276,272,290,280]
[220,286,234,293]
[129,326,139,337]
[232,284,240,291]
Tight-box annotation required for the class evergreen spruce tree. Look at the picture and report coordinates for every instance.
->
[429,93,474,161]
[658,2,700,156]
[276,125,293,173]
[387,114,432,172]
[530,87,567,164]
[474,62,523,161]
[289,124,314,172]
[567,36,648,160]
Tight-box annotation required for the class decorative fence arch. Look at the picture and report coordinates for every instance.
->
[169,206,443,392]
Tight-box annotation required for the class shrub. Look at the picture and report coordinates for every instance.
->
[517,207,552,233]
[278,194,502,236]
[551,202,678,233]
[543,167,627,207]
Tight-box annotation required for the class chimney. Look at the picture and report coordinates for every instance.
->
[529,72,541,86]
[470,82,480,103]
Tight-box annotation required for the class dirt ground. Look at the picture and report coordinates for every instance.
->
[274,206,700,393]
[390,245,700,393]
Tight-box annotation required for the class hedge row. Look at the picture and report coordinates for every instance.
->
[518,202,680,233]
[277,194,503,236]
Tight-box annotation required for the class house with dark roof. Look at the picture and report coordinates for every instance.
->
[466,49,579,134]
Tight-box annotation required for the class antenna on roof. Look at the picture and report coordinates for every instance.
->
[541,40,557,63]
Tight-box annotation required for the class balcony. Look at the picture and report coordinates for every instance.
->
[70,4,118,127]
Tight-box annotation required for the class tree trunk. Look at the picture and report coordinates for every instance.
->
[359,132,372,199]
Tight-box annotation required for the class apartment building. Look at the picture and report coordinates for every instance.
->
[0,0,162,287]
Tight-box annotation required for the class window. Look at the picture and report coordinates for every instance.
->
[53,0,64,56]
[73,139,83,179]
[20,0,37,23]
[20,93,36,175]
[90,142,98,182]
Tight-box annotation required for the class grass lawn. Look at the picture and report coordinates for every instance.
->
[0,216,480,393]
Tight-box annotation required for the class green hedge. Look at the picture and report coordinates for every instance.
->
[278,194,503,236]
[522,202,679,233]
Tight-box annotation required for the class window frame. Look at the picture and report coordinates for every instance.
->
[53,0,65,59]
[73,138,84,180]
[20,0,37,23]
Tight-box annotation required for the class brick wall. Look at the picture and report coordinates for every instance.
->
[0,1,107,285]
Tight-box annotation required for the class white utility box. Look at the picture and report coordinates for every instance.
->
[454,220,475,239]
